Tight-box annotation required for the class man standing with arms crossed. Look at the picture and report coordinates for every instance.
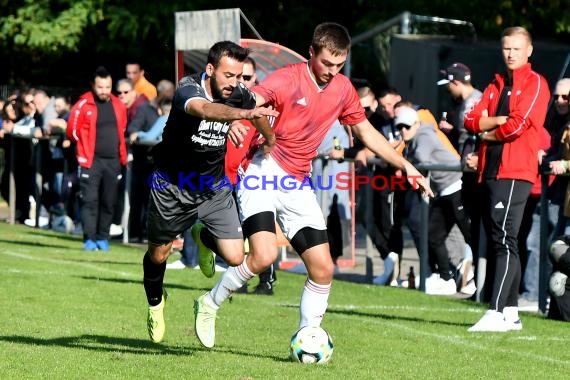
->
[465,26,550,332]
[193,22,433,349]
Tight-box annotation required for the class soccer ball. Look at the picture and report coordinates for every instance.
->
[289,326,333,364]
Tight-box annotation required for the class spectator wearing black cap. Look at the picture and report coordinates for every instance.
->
[438,63,483,292]
[437,62,483,157]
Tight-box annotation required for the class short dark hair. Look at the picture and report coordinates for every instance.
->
[207,41,250,67]
[126,60,144,70]
[92,66,111,83]
[376,86,400,99]
[311,22,351,56]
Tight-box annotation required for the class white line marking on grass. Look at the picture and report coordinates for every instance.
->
[330,303,486,314]
[277,302,488,315]
[332,309,570,366]
[1,250,138,278]
[273,302,482,315]
[270,301,567,364]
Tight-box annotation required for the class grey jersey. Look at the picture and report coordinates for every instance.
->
[457,89,483,154]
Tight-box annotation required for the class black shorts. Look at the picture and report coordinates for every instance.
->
[147,180,243,245]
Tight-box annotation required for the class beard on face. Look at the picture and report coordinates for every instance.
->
[210,75,229,101]
[94,91,110,102]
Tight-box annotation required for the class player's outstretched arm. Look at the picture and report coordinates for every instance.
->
[186,98,279,122]
[351,120,434,198]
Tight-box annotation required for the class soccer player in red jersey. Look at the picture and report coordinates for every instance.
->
[193,22,433,349]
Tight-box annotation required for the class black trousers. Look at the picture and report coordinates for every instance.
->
[1,135,33,223]
[368,186,406,260]
[482,178,532,312]
[128,158,153,241]
[462,172,482,263]
[428,189,472,280]
[80,157,122,241]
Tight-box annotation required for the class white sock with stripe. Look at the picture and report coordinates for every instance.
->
[209,259,255,307]
[299,278,331,328]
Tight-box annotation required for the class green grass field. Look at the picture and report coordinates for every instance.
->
[1,222,569,379]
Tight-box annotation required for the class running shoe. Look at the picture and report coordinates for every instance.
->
[191,222,215,278]
[194,293,217,348]
[147,290,168,343]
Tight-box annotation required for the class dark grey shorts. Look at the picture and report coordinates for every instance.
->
[147,180,243,245]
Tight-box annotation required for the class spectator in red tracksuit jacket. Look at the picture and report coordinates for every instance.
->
[67,66,128,252]
[464,27,550,332]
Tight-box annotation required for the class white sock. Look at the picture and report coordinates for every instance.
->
[299,278,331,329]
[209,259,255,307]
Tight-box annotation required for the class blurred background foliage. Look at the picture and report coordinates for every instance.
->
[1,0,568,90]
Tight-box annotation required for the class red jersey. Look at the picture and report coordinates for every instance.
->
[225,119,256,185]
[244,62,366,180]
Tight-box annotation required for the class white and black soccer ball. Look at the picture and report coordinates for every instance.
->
[289,326,333,364]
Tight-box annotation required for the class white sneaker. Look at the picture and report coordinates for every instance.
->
[24,216,49,228]
[166,259,190,270]
[425,272,440,284]
[503,306,523,331]
[425,277,456,295]
[459,278,477,296]
[468,310,509,332]
[110,223,123,237]
[373,252,399,285]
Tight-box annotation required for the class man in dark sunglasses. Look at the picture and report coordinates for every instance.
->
[552,78,570,116]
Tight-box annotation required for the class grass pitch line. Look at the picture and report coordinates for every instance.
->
[333,308,570,367]
[0,250,138,278]
[273,301,487,316]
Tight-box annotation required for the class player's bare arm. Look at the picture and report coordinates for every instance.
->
[351,120,434,198]
[185,98,278,122]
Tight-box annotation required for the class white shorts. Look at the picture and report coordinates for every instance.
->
[237,152,326,239]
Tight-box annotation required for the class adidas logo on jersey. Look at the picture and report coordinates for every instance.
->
[494,201,505,209]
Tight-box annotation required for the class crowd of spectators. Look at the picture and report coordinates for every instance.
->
[1,48,569,323]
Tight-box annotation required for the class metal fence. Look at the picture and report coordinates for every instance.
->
[1,136,555,309]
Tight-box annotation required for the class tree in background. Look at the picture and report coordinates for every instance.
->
[1,0,568,89]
